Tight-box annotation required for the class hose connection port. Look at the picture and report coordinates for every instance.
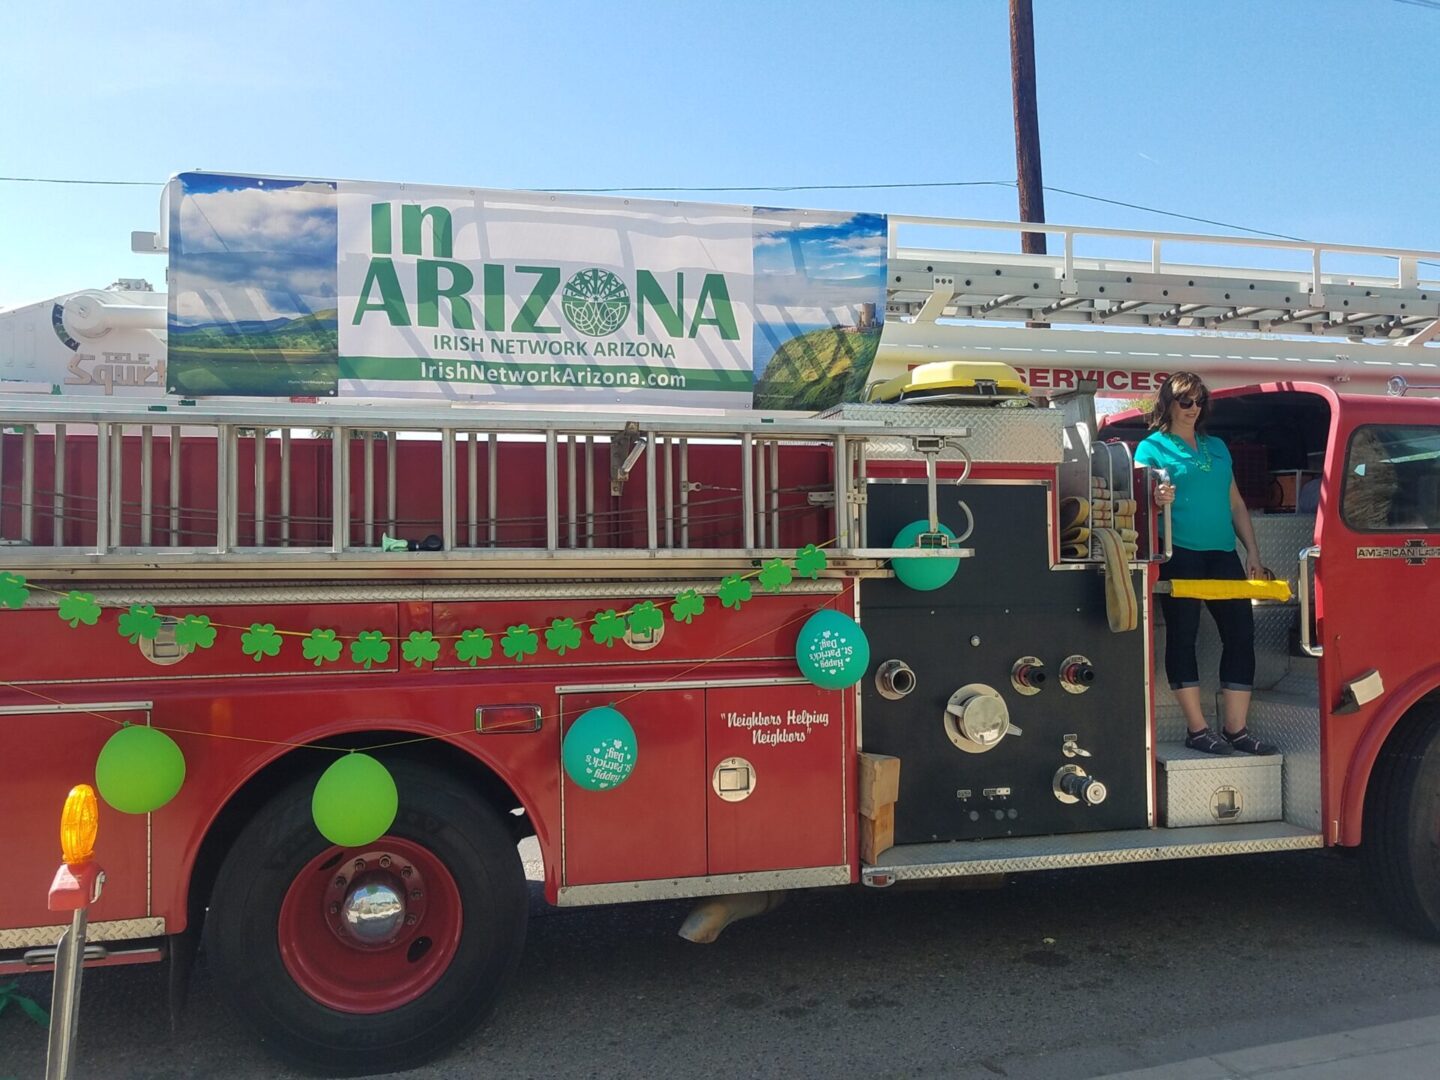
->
[875,660,917,701]
[1060,655,1096,695]
[1010,656,1047,696]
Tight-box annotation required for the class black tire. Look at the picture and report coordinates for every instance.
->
[1362,705,1440,939]
[204,759,527,1076]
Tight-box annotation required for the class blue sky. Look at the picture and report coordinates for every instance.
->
[3,0,1438,308]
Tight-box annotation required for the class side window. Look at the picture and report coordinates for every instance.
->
[1341,425,1440,532]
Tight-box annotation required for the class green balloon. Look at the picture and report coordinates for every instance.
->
[311,753,398,848]
[795,609,871,689]
[95,724,186,814]
[562,707,637,791]
[891,519,960,591]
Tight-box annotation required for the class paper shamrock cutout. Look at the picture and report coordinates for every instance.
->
[0,572,30,610]
[590,609,626,647]
[545,617,582,656]
[241,623,282,663]
[117,604,164,644]
[303,628,342,667]
[58,591,101,628]
[175,614,216,650]
[794,544,828,579]
[455,628,493,666]
[758,559,793,594]
[402,630,441,668]
[627,600,663,637]
[351,630,391,670]
[717,575,752,611]
[501,623,539,662]
[670,589,705,624]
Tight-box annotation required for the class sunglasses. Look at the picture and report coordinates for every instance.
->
[1174,394,1207,409]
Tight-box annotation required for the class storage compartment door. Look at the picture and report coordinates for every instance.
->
[560,690,707,886]
[1,708,152,934]
[706,684,848,875]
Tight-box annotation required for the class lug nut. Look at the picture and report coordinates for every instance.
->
[400,866,413,878]
[379,856,392,868]
[353,859,366,872]
[329,903,340,915]
[335,875,347,889]
[404,914,418,926]
[410,889,423,901]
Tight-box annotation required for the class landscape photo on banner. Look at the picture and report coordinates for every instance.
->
[165,172,889,410]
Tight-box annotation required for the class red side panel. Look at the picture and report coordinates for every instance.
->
[2,709,151,932]
[560,690,707,886]
[705,684,848,875]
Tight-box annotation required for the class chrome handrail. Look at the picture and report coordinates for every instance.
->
[1298,546,1323,657]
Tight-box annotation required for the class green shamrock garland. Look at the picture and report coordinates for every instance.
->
[0,573,30,610]
[670,589,705,624]
[351,631,391,670]
[58,591,101,628]
[627,600,664,636]
[717,575,752,610]
[303,629,343,667]
[501,624,539,662]
[175,614,217,650]
[117,604,163,644]
[590,609,626,647]
[402,630,441,668]
[758,559,793,594]
[455,628,493,666]
[545,617,583,656]
[4,543,834,670]
[795,544,828,579]
[241,623,282,663]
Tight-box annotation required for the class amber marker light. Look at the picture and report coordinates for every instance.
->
[60,784,99,866]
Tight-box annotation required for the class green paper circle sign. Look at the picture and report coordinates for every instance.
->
[563,707,638,791]
[312,753,398,848]
[795,609,871,689]
[890,519,960,592]
[95,724,186,814]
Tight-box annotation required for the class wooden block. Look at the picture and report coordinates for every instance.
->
[858,753,900,818]
[859,803,895,864]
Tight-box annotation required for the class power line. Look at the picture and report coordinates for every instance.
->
[551,180,1016,194]
[1043,185,1307,242]
[0,175,162,186]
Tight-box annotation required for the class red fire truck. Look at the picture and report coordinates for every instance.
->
[3,183,1440,1074]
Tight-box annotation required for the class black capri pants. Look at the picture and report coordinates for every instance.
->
[1158,546,1255,691]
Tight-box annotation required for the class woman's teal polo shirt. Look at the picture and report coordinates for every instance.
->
[1133,431,1237,552]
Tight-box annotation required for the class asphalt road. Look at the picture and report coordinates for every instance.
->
[7,846,1440,1080]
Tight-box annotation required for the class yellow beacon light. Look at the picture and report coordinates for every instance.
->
[60,784,99,866]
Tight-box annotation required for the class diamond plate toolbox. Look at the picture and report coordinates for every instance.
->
[1157,745,1283,827]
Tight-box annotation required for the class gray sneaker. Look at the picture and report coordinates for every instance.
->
[1185,728,1235,754]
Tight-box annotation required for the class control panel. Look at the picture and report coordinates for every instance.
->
[858,481,1150,844]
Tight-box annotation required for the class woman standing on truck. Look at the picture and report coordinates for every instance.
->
[1136,372,1277,756]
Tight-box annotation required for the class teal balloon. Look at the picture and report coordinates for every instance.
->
[563,707,637,791]
[891,519,960,591]
[95,724,186,814]
[795,610,871,689]
[312,753,398,848]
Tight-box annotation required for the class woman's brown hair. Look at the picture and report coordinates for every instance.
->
[1147,371,1210,433]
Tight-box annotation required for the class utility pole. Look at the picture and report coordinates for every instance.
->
[1010,0,1046,254]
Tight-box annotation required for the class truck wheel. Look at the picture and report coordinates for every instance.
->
[204,759,527,1076]
[1362,706,1440,939]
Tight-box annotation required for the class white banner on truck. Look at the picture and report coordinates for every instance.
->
[165,172,888,409]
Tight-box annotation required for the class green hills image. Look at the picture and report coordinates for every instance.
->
[752,327,880,411]
[168,309,340,396]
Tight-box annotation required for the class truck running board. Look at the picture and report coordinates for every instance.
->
[861,822,1321,886]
